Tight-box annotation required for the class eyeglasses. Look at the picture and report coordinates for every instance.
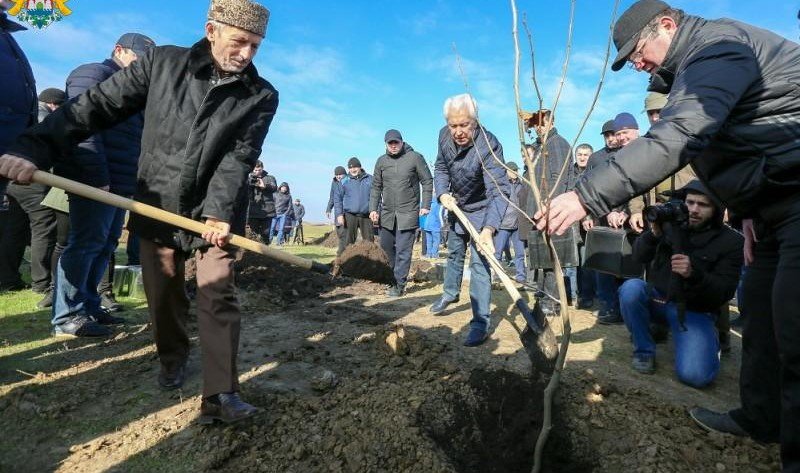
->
[387,140,400,145]
[627,25,658,69]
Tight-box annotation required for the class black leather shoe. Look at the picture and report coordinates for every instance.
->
[689,407,749,437]
[598,310,623,325]
[53,315,112,338]
[463,328,489,347]
[158,361,187,390]
[100,291,124,312]
[199,392,259,424]
[36,290,54,309]
[386,283,406,298]
[429,296,459,314]
[91,308,125,325]
[576,299,594,310]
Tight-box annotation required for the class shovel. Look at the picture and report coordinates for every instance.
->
[448,202,558,372]
[32,171,331,274]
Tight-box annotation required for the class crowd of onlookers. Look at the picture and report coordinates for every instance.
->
[3,1,800,465]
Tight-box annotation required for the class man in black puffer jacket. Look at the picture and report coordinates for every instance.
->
[370,129,433,297]
[47,33,155,334]
[0,0,278,424]
[536,1,800,467]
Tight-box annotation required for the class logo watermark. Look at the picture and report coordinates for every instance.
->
[8,0,72,29]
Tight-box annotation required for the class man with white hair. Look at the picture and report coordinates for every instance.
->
[0,0,278,424]
[430,93,511,347]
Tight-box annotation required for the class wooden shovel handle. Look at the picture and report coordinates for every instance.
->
[32,171,329,274]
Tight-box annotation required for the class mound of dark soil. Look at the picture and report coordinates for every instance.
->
[311,230,339,248]
[333,241,394,284]
[184,249,375,309]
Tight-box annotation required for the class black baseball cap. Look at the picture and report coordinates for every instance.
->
[601,120,616,135]
[384,129,403,143]
[611,0,670,71]
[116,33,156,57]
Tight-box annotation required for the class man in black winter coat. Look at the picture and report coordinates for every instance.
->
[2,89,63,303]
[247,160,277,242]
[49,32,155,336]
[370,129,433,297]
[620,180,742,387]
[536,1,800,467]
[0,0,278,424]
[291,198,305,243]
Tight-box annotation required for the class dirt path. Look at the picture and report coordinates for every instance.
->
[0,260,780,472]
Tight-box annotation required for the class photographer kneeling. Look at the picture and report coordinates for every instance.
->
[619,180,742,388]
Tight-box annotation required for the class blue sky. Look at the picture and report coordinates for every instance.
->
[9,0,799,221]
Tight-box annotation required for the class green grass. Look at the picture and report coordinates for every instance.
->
[0,245,146,364]
[283,224,336,264]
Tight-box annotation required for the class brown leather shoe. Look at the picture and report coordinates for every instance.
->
[157,361,187,390]
[198,392,259,425]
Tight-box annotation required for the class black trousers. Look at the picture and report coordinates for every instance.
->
[248,216,273,243]
[334,224,346,256]
[729,200,800,471]
[380,226,416,285]
[0,195,29,288]
[4,183,56,292]
[344,213,373,246]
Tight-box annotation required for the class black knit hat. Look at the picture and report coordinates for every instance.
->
[38,88,66,105]
[347,157,362,168]
[334,166,346,175]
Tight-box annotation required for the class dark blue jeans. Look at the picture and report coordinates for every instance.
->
[53,196,126,325]
[493,228,526,282]
[577,244,596,303]
[270,214,287,245]
[619,278,720,388]
[443,230,492,332]
[379,226,416,285]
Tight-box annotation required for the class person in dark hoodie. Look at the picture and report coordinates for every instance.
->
[246,160,277,243]
[620,180,742,387]
[270,181,294,246]
[369,129,433,297]
[535,1,800,462]
[334,157,373,247]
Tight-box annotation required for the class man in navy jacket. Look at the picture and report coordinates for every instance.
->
[334,157,374,247]
[430,93,511,347]
[0,1,37,292]
[51,33,155,337]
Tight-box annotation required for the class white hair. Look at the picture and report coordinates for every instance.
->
[443,93,478,120]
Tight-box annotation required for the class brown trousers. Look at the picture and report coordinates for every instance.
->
[140,238,240,397]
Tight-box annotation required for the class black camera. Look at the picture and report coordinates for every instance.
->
[644,199,689,225]
[248,173,260,186]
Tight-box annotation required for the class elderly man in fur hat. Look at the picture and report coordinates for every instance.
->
[0,0,278,424]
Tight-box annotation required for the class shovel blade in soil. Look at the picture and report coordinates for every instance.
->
[516,298,559,375]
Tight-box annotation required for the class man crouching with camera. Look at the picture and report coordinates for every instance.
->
[619,180,742,388]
